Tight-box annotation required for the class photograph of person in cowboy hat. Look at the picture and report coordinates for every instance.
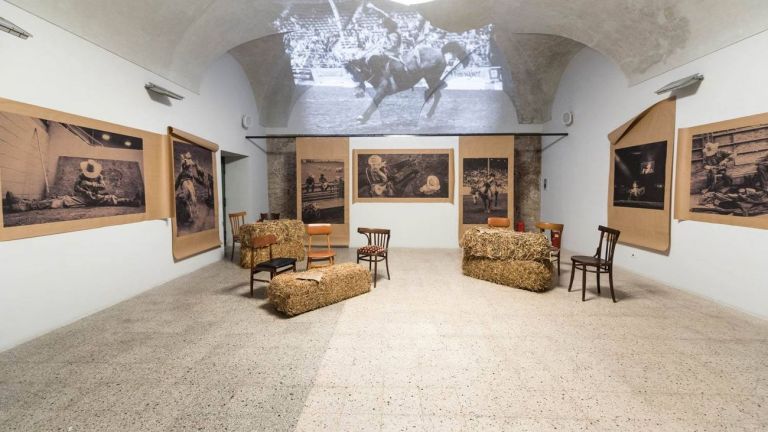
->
[701,140,734,193]
[172,141,215,236]
[356,151,451,200]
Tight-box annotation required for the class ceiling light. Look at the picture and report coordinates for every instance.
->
[124,141,132,147]
[655,73,704,95]
[0,17,32,39]
[101,133,111,141]
[391,0,435,5]
[145,82,185,100]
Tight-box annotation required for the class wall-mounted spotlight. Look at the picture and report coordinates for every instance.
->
[0,16,32,39]
[655,73,704,95]
[144,82,184,100]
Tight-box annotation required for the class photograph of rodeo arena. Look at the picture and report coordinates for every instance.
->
[271,0,511,134]
[301,159,345,224]
[1,111,145,228]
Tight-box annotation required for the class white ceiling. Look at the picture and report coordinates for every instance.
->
[9,0,768,124]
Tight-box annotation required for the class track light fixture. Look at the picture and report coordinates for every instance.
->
[655,73,704,95]
[145,82,185,100]
[0,17,32,39]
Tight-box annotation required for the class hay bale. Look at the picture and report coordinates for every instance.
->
[239,219,306,268]
[462,257,553,292]
[268,263,371,316]
[460,227,550,261]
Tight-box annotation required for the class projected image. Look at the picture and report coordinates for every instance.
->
[613,141,667,210]
[273,0,505,134]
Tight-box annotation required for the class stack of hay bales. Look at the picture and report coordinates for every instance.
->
[239,219,306,268]
[268,263,371,316]
[461,227,554,292]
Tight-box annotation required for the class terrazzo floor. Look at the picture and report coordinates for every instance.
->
[1,248,767,431]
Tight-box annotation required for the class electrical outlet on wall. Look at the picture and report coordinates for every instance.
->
[543,178,548,190]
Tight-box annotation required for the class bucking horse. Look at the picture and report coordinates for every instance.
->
[345,41,470,124]
[472,181,499,213]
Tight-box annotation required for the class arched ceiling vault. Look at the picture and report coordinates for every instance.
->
[9,0,768,124]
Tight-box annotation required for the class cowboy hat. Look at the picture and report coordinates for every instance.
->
[703,141,719,157]
[181,151,193,160]
[367,155,383,167]
[80,159,103,179]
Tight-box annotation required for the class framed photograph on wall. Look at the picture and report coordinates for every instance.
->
[676,113,768,230]
[0,97,167,242]
[352,149,454,203]
[168,127,221,260]
[612,140,668,210]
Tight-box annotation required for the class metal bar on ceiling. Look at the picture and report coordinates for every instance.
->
[246,132,568,140]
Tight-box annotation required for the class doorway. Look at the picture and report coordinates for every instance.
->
[221,150,248,249]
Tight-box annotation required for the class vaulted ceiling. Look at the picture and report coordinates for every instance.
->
[9,0,768,125]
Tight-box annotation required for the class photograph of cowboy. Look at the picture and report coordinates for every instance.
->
[172,140,216,236]
[356,152,450,199]
[462,157,508,224]
[1,111,146,228]
[689,124,768,217]
[301,159,345,224]
[612,141,667,210]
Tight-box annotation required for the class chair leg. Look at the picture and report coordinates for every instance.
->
[568,261,576,292]
[231,241,235,262]
[306,258,311,271]
[357,255,360,264]
[373,259,378,288]
[609,268,617,303]
[596,269,601,295]
[557,257,561,275]
[581,266,587,302]
[250,270,254,297]
[385,256,390,280]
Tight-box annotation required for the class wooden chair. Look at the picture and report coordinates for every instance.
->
[568,226,621,302]
[249,233,297,297]
[487,217,511,228]
[356,228,391,288]
[258,212,281,222]
[306,223,335,269]
[228,211,246,262]
[536,222,564,275]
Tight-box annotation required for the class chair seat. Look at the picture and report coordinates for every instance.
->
[358,245,386,256]
[308,250,336,259]
[550,246,560,253]
[255,257,296,270]
[571,255,607,266]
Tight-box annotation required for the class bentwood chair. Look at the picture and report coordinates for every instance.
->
[536,222,564,275]
[228,211,247,262]
[258,212,281,222]
[249,234,296,297]
[568,226,621,302]
[356,228,391,287]
[487,217,511,228]
[306,223,335,269]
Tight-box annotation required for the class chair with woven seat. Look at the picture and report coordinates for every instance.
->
[356,227,391,287]
[487,217,511,228]
[536,222,564,275]
[568,225,621,302]
[306,223,336,269]
[228,211,246,262]
[258,212,281,222]
[249,233,297,297]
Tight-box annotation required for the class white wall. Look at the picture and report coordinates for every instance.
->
[542,33,768,318]
[349,136,460,248]
[0,3,269,351]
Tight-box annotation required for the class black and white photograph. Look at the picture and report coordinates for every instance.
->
[1,111,145,228]
[354,150,452,201]
[462,157,508,224]
[688,124,768,217]
[271,0,511,134]
[301,159,345,224]
[613,141,667,210]
[173,140,216,236]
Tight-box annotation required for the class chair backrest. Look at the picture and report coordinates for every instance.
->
[251,233,278,260]
[259,212,269,222]
[536,221,564,248]
[358,227,391,249]
[595,225,621,265]
[487,217,511,228]
[229,211,246,236]
[270,212,280,220]
[306,223,332,252]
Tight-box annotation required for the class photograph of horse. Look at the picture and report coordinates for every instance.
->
[462,157,509,224]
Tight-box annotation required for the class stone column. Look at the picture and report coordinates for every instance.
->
[266,138,297,219]
[514,136,542,231]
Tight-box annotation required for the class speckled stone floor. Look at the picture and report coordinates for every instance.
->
[1,248,767,431]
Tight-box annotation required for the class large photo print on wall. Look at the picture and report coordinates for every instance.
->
[613,141,667,210]
[301,159,345,224]
[353,149,453,203]
[676,113,768,230]
[462,157,508,224]
[1,110,148,230]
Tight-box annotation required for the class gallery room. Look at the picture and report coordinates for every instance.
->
[0,0,767,431]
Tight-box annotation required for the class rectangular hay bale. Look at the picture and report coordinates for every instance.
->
[461,227,550,261]
[462,256,553,292]
[268,263,371,316]
[239,219,306,268]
